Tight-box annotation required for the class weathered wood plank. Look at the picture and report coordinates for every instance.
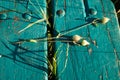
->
[52,0,120,80]
[0,0,48,80]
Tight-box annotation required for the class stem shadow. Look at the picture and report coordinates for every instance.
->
[1,41,48,73]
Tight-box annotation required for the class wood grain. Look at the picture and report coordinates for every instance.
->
[0,0,48,80]
[52,0,120,80]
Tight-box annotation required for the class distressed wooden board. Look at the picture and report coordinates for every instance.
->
[0,0,48,80]
[52,0,120,80]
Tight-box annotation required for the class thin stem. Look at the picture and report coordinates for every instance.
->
[18,18,45,33]
[29,0,42,18]
[11,36,72,44]
[35,0,47,21]
[36,0,41,10]
[57,43,69,78]
[47,41,72,43]
[58,19,99,37]
[18,0,48,33]
[53,44,63,76]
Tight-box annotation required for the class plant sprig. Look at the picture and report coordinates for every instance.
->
[56,17,110,38]
[18,0,50,33]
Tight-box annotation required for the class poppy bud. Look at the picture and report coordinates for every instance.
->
[72,35,83,43]
[29,39,37,43]
[81,40,90,46]
[72,35,90,46]
[101,17,110,24]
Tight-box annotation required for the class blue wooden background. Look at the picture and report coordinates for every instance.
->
[0,0,48,80]
[52,0,120,80]
[0,0,120,80]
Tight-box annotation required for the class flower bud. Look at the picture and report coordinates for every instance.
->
[29,39,37,43]
[81,40,90,46]
[101,17,110,24]
[72,35,82,43]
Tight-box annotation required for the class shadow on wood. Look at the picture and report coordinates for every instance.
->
[1,41,48,73]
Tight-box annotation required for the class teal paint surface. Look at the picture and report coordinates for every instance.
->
[52,0,120,80]
[0,0,120,80]
[0,0,48,80]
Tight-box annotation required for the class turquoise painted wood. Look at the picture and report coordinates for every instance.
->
[52,0,120,80]
[0,0,48,80]
[0,0,120,80]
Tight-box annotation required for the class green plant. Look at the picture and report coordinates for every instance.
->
[18,0,50,33]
